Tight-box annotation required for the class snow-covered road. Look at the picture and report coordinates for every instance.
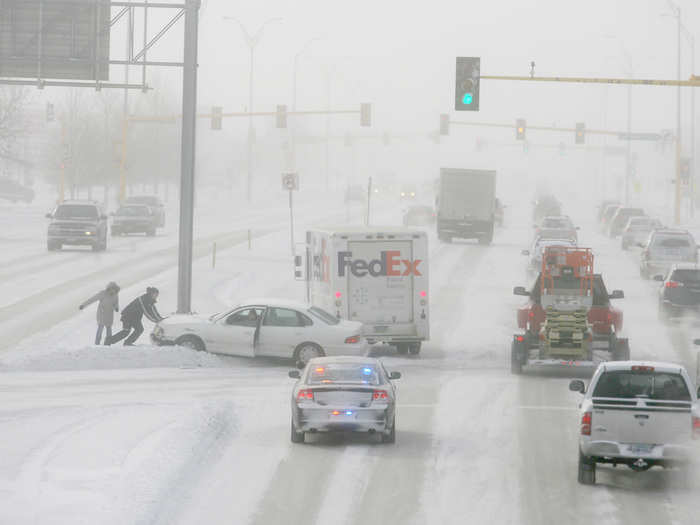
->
[1,195,699,525]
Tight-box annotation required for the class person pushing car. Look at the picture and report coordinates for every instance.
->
[79,282,120,345]
[107,286,164,346]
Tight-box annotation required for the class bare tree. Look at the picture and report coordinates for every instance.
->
[0,87,30,159]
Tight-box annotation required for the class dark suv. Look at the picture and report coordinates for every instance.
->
[111,205,159,236]
[46,201,108,252]
[656,264,700,320]
[640,229,698,279]
[123,195,165,227]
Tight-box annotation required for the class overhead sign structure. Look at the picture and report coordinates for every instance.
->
[455,57,480,111]
[0,1,110,81]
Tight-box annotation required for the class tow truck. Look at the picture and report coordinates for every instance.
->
[511,246,630,374]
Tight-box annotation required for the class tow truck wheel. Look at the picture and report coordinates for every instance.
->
[511,340,523,374]
[612,339,630,361]
[578,449,596,485]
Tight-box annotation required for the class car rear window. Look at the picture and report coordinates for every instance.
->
[593,370,691,400]
[54,205,98,219]
[306,363,383,385]
[308,306,340,325]
[117,206,150,216]
[652,235,692,248]
[670,269,700,284]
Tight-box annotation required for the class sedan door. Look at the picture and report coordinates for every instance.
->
[206,307,263,357]
[257,307,313,357]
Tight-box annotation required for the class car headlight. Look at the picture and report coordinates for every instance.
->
[153,325,164,337]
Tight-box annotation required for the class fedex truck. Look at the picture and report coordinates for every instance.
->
[299,227,429,355]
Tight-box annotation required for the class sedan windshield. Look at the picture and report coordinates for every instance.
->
[308,306,340,325]
[307,363,382,385]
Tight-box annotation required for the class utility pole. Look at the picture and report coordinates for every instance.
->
[224,16,282,203]
[675,6,682,225]
[177,0,200,314]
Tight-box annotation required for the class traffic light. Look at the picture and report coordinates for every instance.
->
[575,122,585,144]
[516,118,526,140]
[211,106,222,130]
[439,114,449,136]
[46,102,54,122]
[455,57,480,111]
[360,103,371,126]
[276,104,287,128]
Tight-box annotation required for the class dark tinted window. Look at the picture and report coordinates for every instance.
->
[593,371,690,401]
[670,269,700,284]
[652,235,692,248]
[54,205,98,219]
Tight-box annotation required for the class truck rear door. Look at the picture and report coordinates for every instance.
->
[346,240,414,324]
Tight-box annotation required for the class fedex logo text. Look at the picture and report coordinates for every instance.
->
[338,251,422,278]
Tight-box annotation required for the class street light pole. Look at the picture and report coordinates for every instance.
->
[224,16,282,203]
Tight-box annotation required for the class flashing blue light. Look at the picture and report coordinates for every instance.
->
[346,410,353,415]
[462,93,473,105]
[362,368,373,375]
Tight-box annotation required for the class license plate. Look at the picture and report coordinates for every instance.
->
[629,444,653,454]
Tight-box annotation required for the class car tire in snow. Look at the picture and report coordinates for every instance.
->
[408,342,421,355]
[294,342,324,366]
[578,449,596,485]
[176,335,206,352]
[382,417,396,444]
[511,339,524,374]
[290,419,305,443]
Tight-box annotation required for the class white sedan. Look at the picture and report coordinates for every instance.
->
[151,298,369,364]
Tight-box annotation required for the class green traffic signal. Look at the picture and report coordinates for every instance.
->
[462,93,473,105]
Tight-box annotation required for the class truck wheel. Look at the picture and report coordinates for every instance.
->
[408,342,421,355]
[290,419,305,443]
[396,344,409,355]
[578,449,596,485]
[511,340,523,374]
[47,241,60,251]
[612,339,630,361]
[381,416,396,444]
[294,343,324,365]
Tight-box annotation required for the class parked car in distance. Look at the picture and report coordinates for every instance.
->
[46,200,108,252]
[288,356,400,443]
[123,195,165,227]
[0,177,34,203]
[608,207,645,238]
[536,215,578,243]
[111,205,159,237]
[621,216,663,250]
[571,361,699,485]
[640,229,698,279]
[151,298,369,365]
[522,237,577,277]
[402,205,436,226]
[655,264,700,320]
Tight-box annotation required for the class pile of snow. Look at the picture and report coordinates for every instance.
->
[0,344,225,372]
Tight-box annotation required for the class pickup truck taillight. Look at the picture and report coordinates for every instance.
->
[665,281,683,288]
[693,417,700,439]
[581,411,592,436]
[372,390,389,401]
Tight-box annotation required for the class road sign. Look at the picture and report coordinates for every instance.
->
[282,172,299,191]
[617,132,662,141]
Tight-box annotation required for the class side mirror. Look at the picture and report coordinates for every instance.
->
[45,213,52,219]
[288,370,300,379]
[653,275,665,282]
[569,379,586,394]
[389,371,402,380]
[513,286,530,297]
[693,339,700,346]
[609,290,624,299]
[521,250,530,256]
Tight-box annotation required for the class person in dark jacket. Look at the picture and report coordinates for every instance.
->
[79,282,120,345]
[107,287,164,346]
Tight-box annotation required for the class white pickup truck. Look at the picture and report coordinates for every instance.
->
[570,361,700,485]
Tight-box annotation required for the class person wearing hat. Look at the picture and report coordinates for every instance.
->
[79,282,121,345]
[107,286,165,346]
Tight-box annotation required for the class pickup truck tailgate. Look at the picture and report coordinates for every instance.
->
[592,398,692,445]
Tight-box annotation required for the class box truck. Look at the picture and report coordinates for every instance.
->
[298,227,429,355]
